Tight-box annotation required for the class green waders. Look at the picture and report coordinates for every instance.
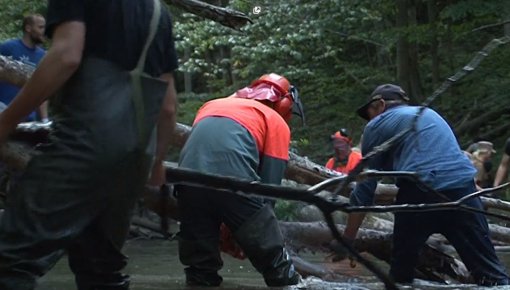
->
[233,205,301,287]
[0,0,167,288]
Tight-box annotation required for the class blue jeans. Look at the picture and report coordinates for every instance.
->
[391,181,509,286]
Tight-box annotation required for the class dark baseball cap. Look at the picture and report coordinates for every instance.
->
[356,84,410,120]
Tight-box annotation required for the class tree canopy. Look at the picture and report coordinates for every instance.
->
[170,0,510,163]
[1,0,509,164]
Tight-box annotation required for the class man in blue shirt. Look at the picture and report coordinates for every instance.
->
[0,14,48,122]
[343,84,509,286]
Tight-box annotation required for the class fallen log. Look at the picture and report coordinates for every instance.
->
[280,221,471,284]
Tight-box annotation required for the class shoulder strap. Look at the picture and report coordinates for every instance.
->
[130,0,162,148]
[133,0,161,74]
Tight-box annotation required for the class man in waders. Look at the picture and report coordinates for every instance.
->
[177,73,304,287]
[342,84,509,286]
[0,0,178,289]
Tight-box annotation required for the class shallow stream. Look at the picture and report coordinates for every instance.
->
[37,239,510,290]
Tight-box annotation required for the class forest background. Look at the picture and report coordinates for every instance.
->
[1,0,510,196]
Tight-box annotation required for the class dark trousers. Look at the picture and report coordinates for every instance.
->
[177,185,266,243]
[177,185,272,279]
[0,134,151,290]
[391,181,509,286]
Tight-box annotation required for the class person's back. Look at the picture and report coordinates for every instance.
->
[364,105,476,190]
[56,0,176,77]
[180,97,290,181]
[177,74,301,287]
[46,0,177,154]
[346,84,508,286]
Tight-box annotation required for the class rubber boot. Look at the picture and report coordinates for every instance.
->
[233,205,301,286]
[178,238,224,287]
[75,273,130,290]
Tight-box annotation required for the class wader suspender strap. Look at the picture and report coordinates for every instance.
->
[130,0,162,148]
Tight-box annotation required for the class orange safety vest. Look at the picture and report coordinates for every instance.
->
[325,151,362,174]
[194,97,290,161]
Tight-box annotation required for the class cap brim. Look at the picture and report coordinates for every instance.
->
[356,102,371,121]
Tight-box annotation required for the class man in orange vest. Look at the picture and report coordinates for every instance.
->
[177,73,304,287]
[325,129,362,174]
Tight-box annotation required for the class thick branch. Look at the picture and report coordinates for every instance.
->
[455,106,510,136]
[280,221,471,283]
[165,0,251,30]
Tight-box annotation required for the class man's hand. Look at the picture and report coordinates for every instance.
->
[147,160,166,187]
[328,236,356,267]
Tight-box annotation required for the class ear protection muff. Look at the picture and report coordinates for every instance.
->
[273,95,293,123]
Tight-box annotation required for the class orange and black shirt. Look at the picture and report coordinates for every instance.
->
[179,97,290,185]
[325,151,362,174]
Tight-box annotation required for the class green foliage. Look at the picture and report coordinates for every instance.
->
[0,0,46,41]
[170,0,510,164]
[1,0,508,170]
[274,200,302,221]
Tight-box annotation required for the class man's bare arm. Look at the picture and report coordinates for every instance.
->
[147,73,177,186]
[0,21,85,142]
[494,154,510,187]
[344,212,366,240]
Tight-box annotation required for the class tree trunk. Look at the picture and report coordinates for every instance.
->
[396,0,410,91]
[407,0,423,101]
[280,221,471,283]
[455,106,510,136]
[427,0,440,86]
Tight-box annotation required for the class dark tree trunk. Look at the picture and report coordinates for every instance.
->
[407,0,423,101]
[427,0,440,86]
[396,0,410,91]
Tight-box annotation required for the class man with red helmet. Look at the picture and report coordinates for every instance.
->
[325,129,362,174]
[176,73,303,287]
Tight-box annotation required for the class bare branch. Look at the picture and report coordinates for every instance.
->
[471,20,510,33]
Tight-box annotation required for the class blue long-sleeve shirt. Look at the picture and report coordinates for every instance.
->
[350,105,477,206]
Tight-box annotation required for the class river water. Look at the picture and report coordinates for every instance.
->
[37,239,510,290]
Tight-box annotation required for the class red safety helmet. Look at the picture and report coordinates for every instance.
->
[250,73,291,98]
[330,128,352,145]
[234,73,305,124]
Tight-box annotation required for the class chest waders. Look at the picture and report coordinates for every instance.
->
[0,1,168,290]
